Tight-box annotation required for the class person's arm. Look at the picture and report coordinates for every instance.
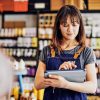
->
[64,63,97,93]
[48,63,97,93]
[34,60,50,90]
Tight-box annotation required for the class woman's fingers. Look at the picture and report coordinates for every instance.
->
[66,61,72,69]
[37,78,51,88]
[59,64,68,70]
[71,61,77,68]
[49,74,59,79]
[59,61,77,70]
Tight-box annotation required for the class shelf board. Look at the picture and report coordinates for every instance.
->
[93,48,100,50]
[86,37,100,38]
[0,11,37,14]
[1,10,100,15]
[39,38,52,40]
[0,36,37,39]
[0,37,17,39]
[13,56,37,61]
[1,46,37,49]
[87,93,100,96]
[39,26,54,28]
[22,74,35,78]
[34,10,100,14]
[81,10,100,13]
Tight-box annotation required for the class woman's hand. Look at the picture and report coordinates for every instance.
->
[59,61,77,70]
[44,74,69,88]
[39,78,52,88]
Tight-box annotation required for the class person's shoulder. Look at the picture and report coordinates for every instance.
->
[84,46,93,52]
[42,45,51,51]
[82,46,96,65]
[42,45,58,53]
[41,45,52,55]
[83,46,94,55]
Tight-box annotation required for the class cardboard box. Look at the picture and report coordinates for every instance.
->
[51,0,84,11]
[4,21,25,28]
[0,0,14,11]
[88,0,100,10]
[50,0,64,11]
[4,22,14,28]
[0,3,3,12]
[14,0,28,12]
[14,21,25,28]
[74,0,84,10]
[88,4,100,10]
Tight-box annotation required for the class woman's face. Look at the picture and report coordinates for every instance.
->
[60,16,80,40]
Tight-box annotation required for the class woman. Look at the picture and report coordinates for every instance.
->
[34,5,97,100]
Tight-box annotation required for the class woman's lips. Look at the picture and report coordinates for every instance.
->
[67,33,73,35]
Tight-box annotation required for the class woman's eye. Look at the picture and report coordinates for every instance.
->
[72,23,78,26]
[72,23,76,26]
[63,23,68,27]
[72,21,79,26]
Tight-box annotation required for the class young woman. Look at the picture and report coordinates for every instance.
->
[34,5,97,100]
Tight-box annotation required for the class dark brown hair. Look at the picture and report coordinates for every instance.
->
[51,5,86,48]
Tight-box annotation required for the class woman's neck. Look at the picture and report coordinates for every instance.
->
[61,39,79,50]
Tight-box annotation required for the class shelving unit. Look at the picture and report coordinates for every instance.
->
[0,10,100,100]
[0,13,39,99]
[0,13,38,66]
[0,0,100,99]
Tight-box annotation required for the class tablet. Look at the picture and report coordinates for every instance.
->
[44,70,86,83]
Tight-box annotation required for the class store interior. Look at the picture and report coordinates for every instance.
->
[0,0,100,100]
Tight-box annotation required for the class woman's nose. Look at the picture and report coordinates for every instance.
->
[67,25,73,32]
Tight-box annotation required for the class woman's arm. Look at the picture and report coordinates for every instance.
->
[65,63,97,93]
[48,63,97,93]
[34,60,50,90]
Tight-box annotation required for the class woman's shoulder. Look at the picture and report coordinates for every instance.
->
[82,46,96,60]
[76,46,94,57]
[82,46,96,65]
[76,45,92,51]
[42,45,58,51]
[42,45,59,56]
[42,45,51,51]
[83,46,94,54]
[41,45,52,56]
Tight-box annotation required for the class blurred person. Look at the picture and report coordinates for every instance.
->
[0,52,13,100]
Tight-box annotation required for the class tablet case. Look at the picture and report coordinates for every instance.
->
[44,70,86,83]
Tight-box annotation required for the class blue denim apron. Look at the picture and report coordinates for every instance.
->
[43,47,87,100]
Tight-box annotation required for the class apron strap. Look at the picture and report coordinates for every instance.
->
[74,46,85,59]
[50,45,85,59]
